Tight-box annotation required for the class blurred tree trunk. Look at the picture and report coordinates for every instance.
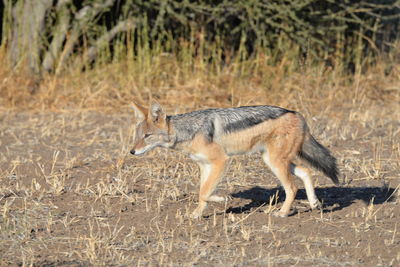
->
[9,0,53,75]
[41,0,72,74]
[3,0,134,77]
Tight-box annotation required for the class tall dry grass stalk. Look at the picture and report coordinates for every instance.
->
[0,43,398,114]
[1,1,399,112]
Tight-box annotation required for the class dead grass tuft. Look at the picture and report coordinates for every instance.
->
[0,51,399,265]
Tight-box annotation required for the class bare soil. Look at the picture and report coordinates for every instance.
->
[0,103,399,266]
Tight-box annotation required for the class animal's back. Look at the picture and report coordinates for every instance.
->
[169,106,294,142]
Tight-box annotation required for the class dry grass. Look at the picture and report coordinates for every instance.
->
[1,48,398,113]
[0,53,399,266]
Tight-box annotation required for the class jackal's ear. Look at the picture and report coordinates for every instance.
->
[130,102,146,121]
[149,101,166,123]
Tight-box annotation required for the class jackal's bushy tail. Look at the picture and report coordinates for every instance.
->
[299,133,339,185]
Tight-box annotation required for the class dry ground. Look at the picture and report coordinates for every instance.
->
[0,95,399,266]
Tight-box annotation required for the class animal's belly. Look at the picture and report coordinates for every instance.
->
[217,135,265,156]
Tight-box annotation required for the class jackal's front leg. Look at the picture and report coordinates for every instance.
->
[191,158,227,219]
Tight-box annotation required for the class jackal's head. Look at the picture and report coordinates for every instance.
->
[130,102,172,155]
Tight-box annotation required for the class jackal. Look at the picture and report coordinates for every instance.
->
[130,102,339,218]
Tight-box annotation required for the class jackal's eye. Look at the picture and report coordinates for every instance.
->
[144,134,151,138]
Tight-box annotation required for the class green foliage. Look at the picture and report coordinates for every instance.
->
[1,0,399,75]
[124,0,400,71]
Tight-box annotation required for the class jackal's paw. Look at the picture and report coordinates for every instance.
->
[272,211,289,218]
[273,209,297,218]
[190,209,203,219]
[310,200,322,210]
[208,195,226,202]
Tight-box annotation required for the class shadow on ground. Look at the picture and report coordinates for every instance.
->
[226,185,397,215]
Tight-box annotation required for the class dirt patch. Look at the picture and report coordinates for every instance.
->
[0,105,399,266]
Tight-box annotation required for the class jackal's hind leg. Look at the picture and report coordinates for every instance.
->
[290,163,321,210]
[263,152,298,217]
